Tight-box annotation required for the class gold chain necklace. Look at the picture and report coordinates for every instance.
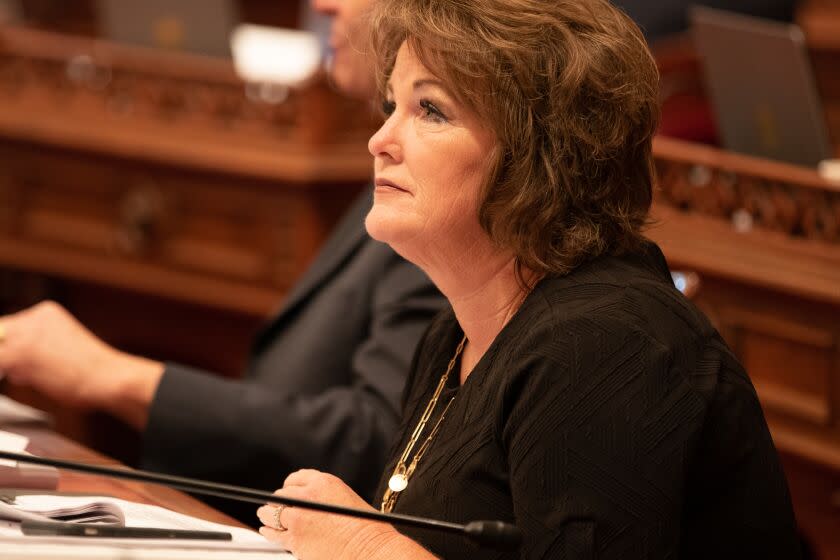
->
[380,334,467,513]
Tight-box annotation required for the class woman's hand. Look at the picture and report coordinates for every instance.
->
[257,469,412,560]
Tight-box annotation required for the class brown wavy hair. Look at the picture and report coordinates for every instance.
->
[368,0,660,276]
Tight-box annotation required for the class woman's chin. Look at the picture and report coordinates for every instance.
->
[365,210,396,242]
[365,208,414,249]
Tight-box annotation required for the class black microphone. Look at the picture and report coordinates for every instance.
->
[0,450,522,551]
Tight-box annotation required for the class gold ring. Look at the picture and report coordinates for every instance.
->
[273,505,287,532]
[0,322,6,343]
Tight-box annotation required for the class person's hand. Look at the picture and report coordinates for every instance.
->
[256,469,407,560]
[0,301,163,427]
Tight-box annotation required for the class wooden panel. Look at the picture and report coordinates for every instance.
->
[780,452,840,560]
[0,140,361,316]
[729,311,834,426]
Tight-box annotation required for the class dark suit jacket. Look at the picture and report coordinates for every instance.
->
[142,188,444,521]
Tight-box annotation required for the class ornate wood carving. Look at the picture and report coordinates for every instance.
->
[0,26,378,181]
[655,140,840,244]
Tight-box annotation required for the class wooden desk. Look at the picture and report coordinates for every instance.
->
[7,422,243,527]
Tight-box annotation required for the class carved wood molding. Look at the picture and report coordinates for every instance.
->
[653,136,840,245]
[0,26,377,183]
[649,137,840,306]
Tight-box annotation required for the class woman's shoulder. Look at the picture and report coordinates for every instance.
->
[498,244,730,397]
[526,244,712,348]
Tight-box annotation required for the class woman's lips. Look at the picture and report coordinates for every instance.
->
[374,179,410,193]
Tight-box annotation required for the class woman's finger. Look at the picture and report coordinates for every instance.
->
[256,504,278,528]
[258,525,289,545]
[282,468,323,488]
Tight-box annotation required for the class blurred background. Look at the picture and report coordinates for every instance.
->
[0,0,837,557]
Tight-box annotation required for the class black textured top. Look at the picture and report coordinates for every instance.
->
[375,243,801,559]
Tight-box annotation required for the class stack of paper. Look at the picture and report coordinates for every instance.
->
[0,495,292,558]
[0,539,293,559]
[0,396,50,425]
[0,495,124,524]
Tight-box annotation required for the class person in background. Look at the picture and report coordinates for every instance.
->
[256,0,802,558]
[0,0,444,524]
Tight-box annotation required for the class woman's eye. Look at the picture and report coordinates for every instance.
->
[419,99,448,123]
[381,99,396,117]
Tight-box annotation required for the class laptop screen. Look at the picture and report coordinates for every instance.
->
[691,5,832,167]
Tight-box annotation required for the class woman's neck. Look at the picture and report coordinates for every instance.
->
[454,271,531,383]
[419,241,535,383]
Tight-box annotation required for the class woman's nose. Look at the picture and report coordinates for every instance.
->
[368,117,402,162]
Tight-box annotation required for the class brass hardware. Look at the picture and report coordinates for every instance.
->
[116,185,167,255]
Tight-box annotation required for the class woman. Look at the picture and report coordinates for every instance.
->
[257,0,802,558]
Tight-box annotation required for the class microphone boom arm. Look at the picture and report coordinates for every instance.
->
[0,450,521,551]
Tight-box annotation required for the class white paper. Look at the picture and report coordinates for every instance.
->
[0,395,50,425]
[13,495,266,543]
[0,495,292,557]
[0,496,123,524]
[0,429,29,466]
[0,536,294,558]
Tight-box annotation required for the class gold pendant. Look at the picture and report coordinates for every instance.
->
[388,473,408,492]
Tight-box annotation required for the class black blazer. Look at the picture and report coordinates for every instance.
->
[142,188,445,520]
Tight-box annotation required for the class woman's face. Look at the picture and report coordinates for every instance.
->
[366,43,497,265]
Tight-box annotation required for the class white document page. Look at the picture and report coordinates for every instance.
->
[11,495,267,542]
[0,537,294,559]
[0,396,50,425]
[0,495,291,556]
[0,429,29,466]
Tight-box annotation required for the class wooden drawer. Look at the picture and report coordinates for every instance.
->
[0,140,362,315]
[1,143,297,286]
[727,308,835,427]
